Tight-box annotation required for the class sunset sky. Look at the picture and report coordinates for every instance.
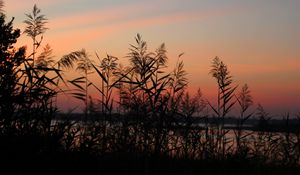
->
[5,0,300,115]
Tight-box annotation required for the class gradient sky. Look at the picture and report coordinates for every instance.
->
[4,0,300,115]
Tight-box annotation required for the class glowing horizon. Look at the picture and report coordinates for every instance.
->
[4,0,300,115]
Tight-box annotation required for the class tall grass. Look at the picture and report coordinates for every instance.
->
[23,4,48,64]
[0,3,299,174]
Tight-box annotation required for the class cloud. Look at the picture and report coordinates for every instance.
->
[5,0,73,15]
[48,2,150,32]
[47,4,237,52]
[231,59,300,76]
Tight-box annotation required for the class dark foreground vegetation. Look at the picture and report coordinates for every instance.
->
[0,2,299,174]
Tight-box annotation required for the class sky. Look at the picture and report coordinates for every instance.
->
[4,0,300,115]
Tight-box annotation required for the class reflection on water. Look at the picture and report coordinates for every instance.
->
[51,118,300,164]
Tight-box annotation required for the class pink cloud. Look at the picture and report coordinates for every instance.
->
[231,59,300,76]
[48,2,155,32]
[48,6,235,53]
[5,0,73,16]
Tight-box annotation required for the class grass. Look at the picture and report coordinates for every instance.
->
[0,3,300,174]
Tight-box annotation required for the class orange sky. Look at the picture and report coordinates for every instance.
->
[4,0,300,115]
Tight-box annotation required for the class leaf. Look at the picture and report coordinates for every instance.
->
[87,82,93,87]
[224,101,236,114]
[53,68,66,84]
[207,100,219,116]
[242,112,254,124]
[92,63,107,84]
[71,92,85,97]
[178,52,185,58]
[90,83,105,96]
[68,79,85,91]
[70,76,85,83]
[73,96,86,102]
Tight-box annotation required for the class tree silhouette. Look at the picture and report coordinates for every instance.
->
[0,11,26,126]
[23,4,48,64]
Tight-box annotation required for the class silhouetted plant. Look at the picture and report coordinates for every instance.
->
[251,104,275,162]
[168,55,188,116]
[0,7,64,162]
[235,84,254,156]
[256,104,270,131]
[1,4,300,172]
[75,51,93,118]
[119,34,170,153]
[58,49,86,69]
[24,4,48,64]
[278,113,300,165]
[209,56,237,158]
[98,54,118,113]
[35,44,54,69]
[91,53,122,152]
[177,89,207,158]
[59,49,93,119]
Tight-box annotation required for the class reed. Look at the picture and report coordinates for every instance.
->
[0,2,299,174]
